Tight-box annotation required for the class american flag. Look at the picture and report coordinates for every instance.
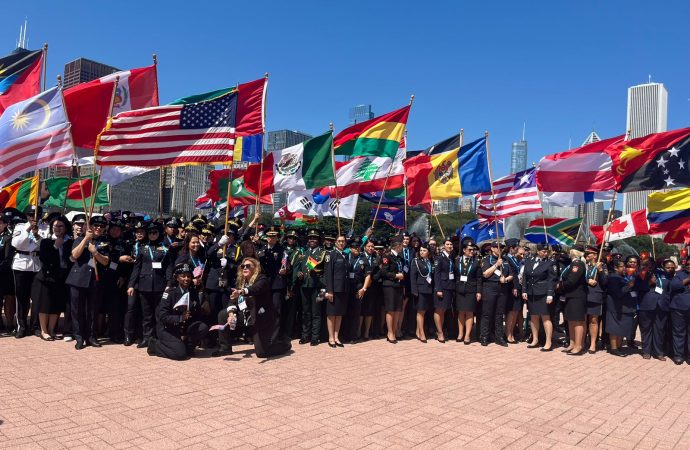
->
[0,87,73,186]
[476,167,543,220]
[95,90,237,166]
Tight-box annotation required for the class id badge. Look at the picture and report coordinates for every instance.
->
[426,276,432,284]
[349,272,355,279]
[220,258,227,268]
[152,262,162,270]
[238,296,247,311]
[559,296,566,302]
[494,269,502,277]
[109,262,118,271]
[655,286,663,295]
[448,273,455,280]
[630,291,638,298]
[460,275,468,282]
[403,266,409,273]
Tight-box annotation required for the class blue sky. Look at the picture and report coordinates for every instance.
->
[3,1,690,178]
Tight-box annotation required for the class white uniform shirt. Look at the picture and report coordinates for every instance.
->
[11,222,41,272]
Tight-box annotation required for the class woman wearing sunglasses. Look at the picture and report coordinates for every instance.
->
[229,257,291,358]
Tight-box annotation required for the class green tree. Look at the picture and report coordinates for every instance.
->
[615,236,679,260]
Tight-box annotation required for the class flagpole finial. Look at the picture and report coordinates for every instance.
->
[43,43,48,51]
[409,94,415,106]
[264,72,269,79]
[485,130,489,138]
[152,53,158,65]
[329,122,334,131]
[56,74,62,88]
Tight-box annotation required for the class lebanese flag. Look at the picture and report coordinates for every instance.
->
[334,143,405,197]
[536,135,624,192]
[0,51,43,116]
[64,64,159,151]
[589,209,649,244]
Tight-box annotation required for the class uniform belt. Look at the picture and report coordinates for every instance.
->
[16,250,38,256]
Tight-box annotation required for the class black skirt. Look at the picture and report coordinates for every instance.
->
[361,287,378,316]
[326,292,348,316]
[606,310,633,336]
[506,292,523,312]
[434,289,453,310]
[414,292,432,311]
[586,301,603,316]
[32,275,68,315]
[455,291,477,313]
[564,296,587,322]
[528,294,553,316]
[383,286,403,312]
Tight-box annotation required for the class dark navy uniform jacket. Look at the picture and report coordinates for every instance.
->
[326,249,350,294]
[640,270,671,312]
[454,255,482,295]
[522,257,557,297]
[379,251,404,288]
[128,241,171,292]
[410,257,434,296]
[670,270,690,311]
[65,236,110,289]
[434,251,456,292]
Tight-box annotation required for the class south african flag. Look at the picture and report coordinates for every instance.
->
[524,217,583,247]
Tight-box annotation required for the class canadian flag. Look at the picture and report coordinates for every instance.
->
[590,209,649,244]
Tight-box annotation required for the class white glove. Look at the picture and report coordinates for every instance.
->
[218,235,229,246]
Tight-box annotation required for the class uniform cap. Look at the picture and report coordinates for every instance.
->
[174,262,193,275]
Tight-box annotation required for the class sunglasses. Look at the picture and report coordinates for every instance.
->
[93,224,105,229]
[241,263,254,269]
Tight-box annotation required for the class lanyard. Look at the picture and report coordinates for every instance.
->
[190,255,203,268]
[148,245,167,262]
[350,255,361,270]
[415,259,432,277]
[560,264,572,281]
[459,256,471,273]
[134,242,140,258]
[446,253,453,274]
[656,271,663,290]
[587,265,597,279]
[403,248,410,264]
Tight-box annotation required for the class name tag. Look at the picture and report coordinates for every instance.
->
[630,291,637,298]
[152,262,162,270]
[220,258,227,268]
[494,270,502,277]
[426,275,432,284]
[655,286,663,295]
[403,266,409,273]
[349,272,355,279]
[460,275,468,282]
[448,273,455,280]
[559,296,566,302]
[109,262,118,271]
[238,296,247,311]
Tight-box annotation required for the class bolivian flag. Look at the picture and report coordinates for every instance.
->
[0,177,38,212]
[647,188,690,233]
[404,136,491,206]
[334,106,409,158]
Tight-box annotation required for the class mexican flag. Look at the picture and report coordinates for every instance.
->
[245,132,335,195]
[42,177,109,209]
[0,176,38,211]
[197,168,272,208]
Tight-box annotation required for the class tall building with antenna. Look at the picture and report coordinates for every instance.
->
[622,81,668,214]
[510,124,528,174]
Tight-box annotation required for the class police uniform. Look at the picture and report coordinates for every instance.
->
[128,223,171,347]
[585,259,608,317]
[103,220,131,343]
[148,263,209,360]
[279,230,302,340]
[0,210,17,326]
[295,230,327,345]
[344,241,370,341]
[480,246,512,345]
[258,230,289,313]
[11,210,42,337]
[325,246,349,317]
[433,250,455,310]
[669,268,690,364]
[361,249,380,319]
[560,259,589,322]
[639,268,671,358]
[454,253,483,313]
[65,216,110,348]
[522,253,558,317]
[410,256,434,311]
[379,249,404,313]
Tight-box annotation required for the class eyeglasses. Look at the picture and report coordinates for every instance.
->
[241,263,254,269]
[93,224,105,229]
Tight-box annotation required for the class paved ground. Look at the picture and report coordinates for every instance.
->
[2,335,690,449]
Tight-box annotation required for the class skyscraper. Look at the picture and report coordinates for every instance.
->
[264,130,313,213]
[63,57,119,89]
[510,125,528,174]
[349,105,374,125]
[623,82,668,214]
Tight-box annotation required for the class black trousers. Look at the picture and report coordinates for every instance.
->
[279,288,299,340]
[140,291,163,339]
[62,292,73,336]
[671,309,690,360]
[12,270,35,332]
[151,322,209,361]
[106,285,127,341]
[639,308,668,357]
[254,327,292,358]
[480,282,507,342]
[300,286,323,341]
[124,293,142,339]
[70,285,99,341]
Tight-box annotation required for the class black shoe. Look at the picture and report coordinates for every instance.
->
[33,329,41,337]
[527,343,540,349]
[673,358,684,365]
[362,336,370,342]
[463,340,471,345]
[124,337,134,347]
[15,327,26,339]
[211,347,233,357]
[540,346,554,352]
[496,340,509,347]
[88,338,102,348]
[609,349,626,357]
[507,339,518,344]
[110,338,124,345]
[386,338,398,344]
[310,340,319,346]
[147,338,157,356]
[567,349,586,356]
[653,355,666,361]
[328,342,337,348]
[75,338,85,350]
[455,338,462,343]
[628,342,639,350]
[437,338,446,344]
[480,340,489,347]
[299,338,309,345]
[335,341,344,348]
[137,338,150,349]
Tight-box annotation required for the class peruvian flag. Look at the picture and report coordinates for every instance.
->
[590,209,649,244]
[64,64,159,151]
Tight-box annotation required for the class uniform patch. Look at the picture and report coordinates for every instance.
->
[572,266,579,272]
[325,254,330,263]
[383,257,389,264]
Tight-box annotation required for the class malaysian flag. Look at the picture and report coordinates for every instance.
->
[0,86,73,186]
[96,90,237,166]
[476,167,542,220]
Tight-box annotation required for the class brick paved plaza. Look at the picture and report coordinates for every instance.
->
[2,335,690,449]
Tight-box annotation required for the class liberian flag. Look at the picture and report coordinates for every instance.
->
[536,135,624,192]
[245,132,335,195]
[64,64,159,151]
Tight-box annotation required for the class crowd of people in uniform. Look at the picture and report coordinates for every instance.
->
[1,204,690,365]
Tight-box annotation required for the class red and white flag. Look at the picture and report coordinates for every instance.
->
[476,168,542,220]
[64,65,159,151]
[589,209,649,244]
[536,135,624,192]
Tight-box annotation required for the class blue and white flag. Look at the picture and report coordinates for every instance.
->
[459,219,504,243]
[541,191,614,207]
[370,206,405,229]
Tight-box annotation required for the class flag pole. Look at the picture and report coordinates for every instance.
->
[484,130,501,242]
[458,128,464,229]
[33,43,49,222]
[329,122,341,236]
[575,203,586,244]
[57,75,89,217]
[90,75,120,220]
[429,201,445,239]
[650,235,656,260]
[403,130,408,229]
[372,94,414,230]
[596,192,617,264]
[254,73,269,237]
